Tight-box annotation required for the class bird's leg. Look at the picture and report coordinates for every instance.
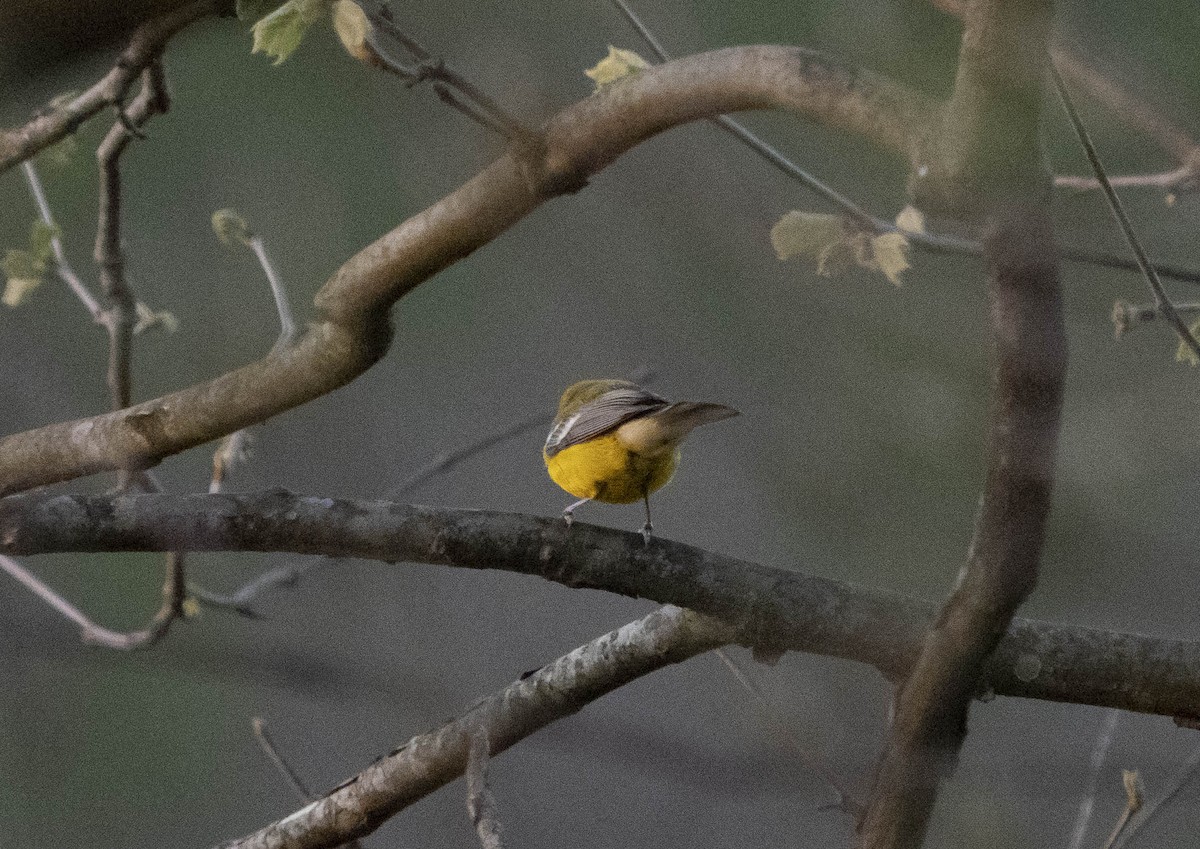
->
[640,494,653,545]
[562,497,591,527]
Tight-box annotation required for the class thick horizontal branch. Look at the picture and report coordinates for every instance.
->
[0,0,223,175]
[4,491,1200,720]
[0,45,934,497]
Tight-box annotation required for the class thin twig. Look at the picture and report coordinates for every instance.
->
[249,236,297,352]
[1052,65,1200,360]
[713,648,862,814]
[252,718,315,804]
[21,162,104,319]
[210,431,252,495]
[95,60,170,416]
[363,3,534,143]
[0,551,185,650]
[250,718,367,849]
[611,0,877,231]
[0,0,220,175]
[187,561,314,618]
[466,726,505,849]
[1066,709,1121,849]
[1111,744,1200,849]
[1052,43,1199,166]
[1101,772,1144,849]
[1055,165,1197,193]
[1111,300,1200,338]
[383,408,551,498]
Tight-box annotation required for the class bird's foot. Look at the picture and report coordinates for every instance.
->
[640,522,652,546]
[562,509,575,528]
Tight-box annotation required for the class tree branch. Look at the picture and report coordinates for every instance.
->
[0,44,934,496]
[95,58,171,417]
[858,2,1064,845]
[217,605,734,849]
[6,492,1200,720]
[0,0,222,175]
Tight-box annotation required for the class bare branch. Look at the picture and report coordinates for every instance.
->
[0,0,221,175]
[95,59,171,417]
[364,5,535,143]
[218,605,735,849]
[935,1,1200,192]
[1111,299,1200,338]
[859,2,1064,845]
[1055,164,1197,193]
[10,492,1200,720]
[187,560,315,618]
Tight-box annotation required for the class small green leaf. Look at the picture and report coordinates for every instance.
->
[29,220,60,264]
[770,211,844,261]
[870,231,910,286]
[2,249,46,307]
[211,208,254,246]
[2,276,43,307]
[584,46,651,89]
[251,0,330,64]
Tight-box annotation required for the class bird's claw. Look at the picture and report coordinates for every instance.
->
[562,510,574,528]
[640,522,652,546]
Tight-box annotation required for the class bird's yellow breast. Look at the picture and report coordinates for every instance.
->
[543,433,680,504]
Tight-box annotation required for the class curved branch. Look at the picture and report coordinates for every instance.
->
[218,605,733,849]
[4,492,1200,720]
[860,2,1064,846]
[0,45,934,497]
[0,0,222,175]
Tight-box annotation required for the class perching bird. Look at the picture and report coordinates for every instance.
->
[543,379,739,542]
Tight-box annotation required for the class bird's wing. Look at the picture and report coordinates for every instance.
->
[544,387,669,457]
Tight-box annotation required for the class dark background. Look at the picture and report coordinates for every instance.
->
[3,1,1200,846]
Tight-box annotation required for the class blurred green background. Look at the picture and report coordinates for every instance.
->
[4,1,1200,846]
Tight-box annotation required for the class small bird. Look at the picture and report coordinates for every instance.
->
[543,379,739,542]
